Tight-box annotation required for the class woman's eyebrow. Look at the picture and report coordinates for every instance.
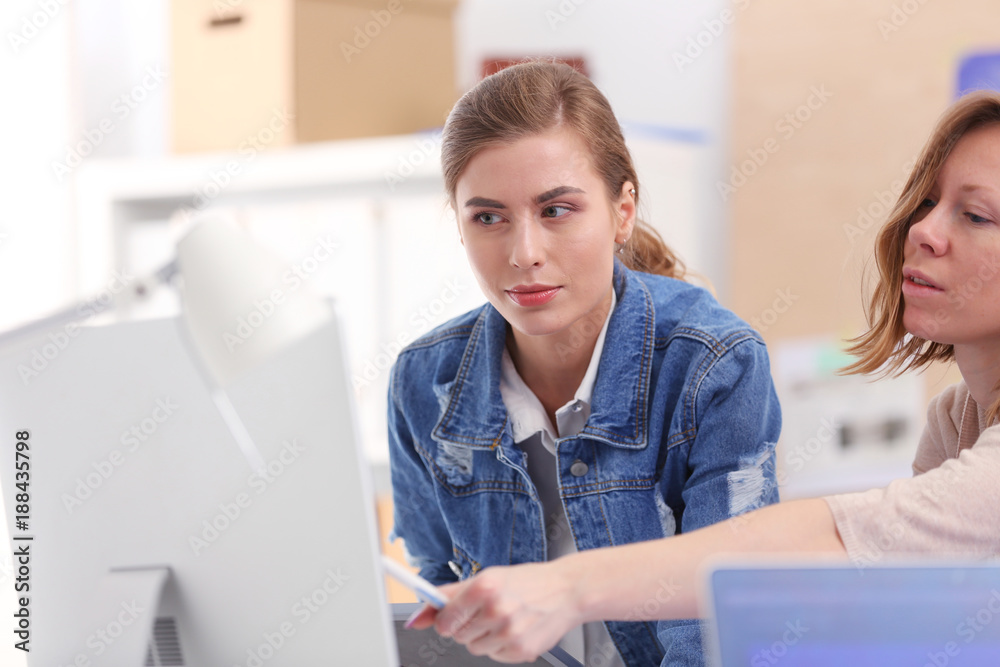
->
[960,183,998,194]
[535,186,585,204]
[464,196,505,208]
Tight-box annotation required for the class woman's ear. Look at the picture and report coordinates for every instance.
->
[615,181,637,243]
[453,205,465,246]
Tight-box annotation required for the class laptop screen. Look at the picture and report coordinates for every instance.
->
[707,564,1000,666]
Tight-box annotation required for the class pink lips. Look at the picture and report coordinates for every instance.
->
[506,284,560,307]
[902,268,943,296]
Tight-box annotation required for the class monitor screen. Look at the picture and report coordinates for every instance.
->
[0,314,398,666]
[708,563,1000,667]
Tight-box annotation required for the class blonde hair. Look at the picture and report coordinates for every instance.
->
[844,90,1000,421]
[441,60,685,279]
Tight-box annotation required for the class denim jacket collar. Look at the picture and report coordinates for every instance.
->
[431,261,654,451]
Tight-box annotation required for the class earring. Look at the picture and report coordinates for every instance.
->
[629,188,636,197]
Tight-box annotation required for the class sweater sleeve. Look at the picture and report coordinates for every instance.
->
[824,423,1000,563]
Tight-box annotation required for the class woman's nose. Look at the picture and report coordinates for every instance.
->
[907,205,949,256]
[509,220,546,269]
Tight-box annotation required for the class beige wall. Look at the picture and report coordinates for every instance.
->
[730,0,995,392]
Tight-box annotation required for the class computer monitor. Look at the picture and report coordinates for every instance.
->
[0,313,398,666]
[706,562,1000,667]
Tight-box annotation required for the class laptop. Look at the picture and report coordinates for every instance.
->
[391,603,582,667]
[705,562,1000,666]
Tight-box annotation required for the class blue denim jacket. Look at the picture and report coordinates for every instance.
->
[388,263,781,666]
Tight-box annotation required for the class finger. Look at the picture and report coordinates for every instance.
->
[433,580,480,637]
[441,602,491,645]
[467,628,543,664]
[403,603,438,630]
[435,580,465,600]
[462,613,536,662]
[491,644,543,665]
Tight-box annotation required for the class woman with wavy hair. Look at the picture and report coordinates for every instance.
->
[388,61,782,666]
[409,90,1000,664]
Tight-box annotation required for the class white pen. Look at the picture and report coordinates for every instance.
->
[381,555,449,610]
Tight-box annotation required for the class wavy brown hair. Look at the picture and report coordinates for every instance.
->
[844,90,1000,421]
[441,60,685,279]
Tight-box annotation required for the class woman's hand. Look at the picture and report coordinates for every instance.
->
[406,560,585,664]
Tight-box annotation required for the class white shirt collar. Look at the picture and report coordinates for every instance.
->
[500,288,616,453]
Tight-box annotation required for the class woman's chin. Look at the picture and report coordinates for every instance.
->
[903,317,950,346]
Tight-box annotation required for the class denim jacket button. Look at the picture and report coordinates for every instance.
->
[570,460,589,477]
[448,560,463,578]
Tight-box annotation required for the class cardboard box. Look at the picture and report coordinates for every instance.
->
[171,0,459,153]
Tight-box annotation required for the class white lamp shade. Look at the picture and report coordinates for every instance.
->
[176,217,332,387]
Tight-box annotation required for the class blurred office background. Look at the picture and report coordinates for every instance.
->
[0,1,997,657]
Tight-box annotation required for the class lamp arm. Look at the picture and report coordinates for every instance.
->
[0,260,179,349]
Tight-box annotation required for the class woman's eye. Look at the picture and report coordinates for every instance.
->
[920,198,936,209]
[474,212,502,225]
[541,205,571,218]
[967,212,991,224]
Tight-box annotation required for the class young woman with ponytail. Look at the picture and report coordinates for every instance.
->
[387,61,781,667]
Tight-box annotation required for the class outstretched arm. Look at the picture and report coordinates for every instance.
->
[410,498,846,664]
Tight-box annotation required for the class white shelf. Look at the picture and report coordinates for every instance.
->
[73,131,710,474]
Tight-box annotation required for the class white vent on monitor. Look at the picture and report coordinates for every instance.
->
[144,617,185,666]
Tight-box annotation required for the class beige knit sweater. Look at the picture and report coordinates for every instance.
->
[825,382,1000,564]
